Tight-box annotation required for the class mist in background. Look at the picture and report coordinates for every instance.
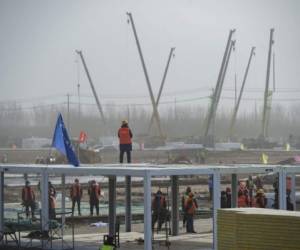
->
[0,0,300,145]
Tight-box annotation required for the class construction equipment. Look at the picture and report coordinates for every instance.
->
[203,29,236,143]
[76,50,107,129]
[126,12,165,141]
[261,28,275,138]
[148,47,176,134]
[229,46,256,139]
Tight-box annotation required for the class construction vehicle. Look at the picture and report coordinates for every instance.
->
[126,12,167,146]
[229,46,256,139]
[202,29,236,146]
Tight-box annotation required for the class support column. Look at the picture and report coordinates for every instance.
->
[231,174,237,208]
[0,171,4,233]
[279,170,287,210]
[143,173,152,250]
[171,176,179,236]
[290,174,296,210]
[108,176,116,236]
[213,171,221,250]
[61,174,66,225]
[125,176,132,232]
[41,171,49,231]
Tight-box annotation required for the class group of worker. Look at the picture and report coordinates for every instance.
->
[237,175,267,208]
[151,186,198,234]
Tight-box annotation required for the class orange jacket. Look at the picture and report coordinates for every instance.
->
[70,183,83,199]
[185,197,198,215]
[22,186,35,202]
[88,183,101,201]
[118,127,132,145]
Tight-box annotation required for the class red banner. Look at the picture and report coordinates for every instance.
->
[78,131,87,143]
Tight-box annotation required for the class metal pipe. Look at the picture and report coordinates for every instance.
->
[126,12,164,139]
[229,46,256,138]
[143,173,152,250]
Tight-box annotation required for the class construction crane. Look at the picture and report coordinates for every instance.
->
[261,28,275,138]
[76,50,107,127]
[147,47,176,134]
[126,12,165,140]
[203,29,236,139]
[229,46,256,139]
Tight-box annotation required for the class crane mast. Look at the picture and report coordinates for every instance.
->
[148,47,175,134]
[229,46,256,138]
[126,12,164,139]
[203,29,236,138]
[76,50,107,126]
[261,28,275,138]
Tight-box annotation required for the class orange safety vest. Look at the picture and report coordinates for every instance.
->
[118,127,132,145]
[70,183,82,199]
[185,197,197,215]
[89,184,101,200]
[22,187,35,202]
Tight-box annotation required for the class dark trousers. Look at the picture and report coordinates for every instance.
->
[90,200,99,216]
[49,208,56,220]
[72,198,81,215]
[186,214,194,233]
[152,211,163,231]
[25,202,35,218]
[120,150,131,163]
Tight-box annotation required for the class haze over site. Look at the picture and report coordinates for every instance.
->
[0,0,299,114]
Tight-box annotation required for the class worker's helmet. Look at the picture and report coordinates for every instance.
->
[122,120,128,125]
[257,189,264,194]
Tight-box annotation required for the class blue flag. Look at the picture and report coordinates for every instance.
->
[52,113,79,166]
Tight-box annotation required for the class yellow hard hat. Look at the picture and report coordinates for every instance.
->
[122,119,128,125]
[257,189,264,194]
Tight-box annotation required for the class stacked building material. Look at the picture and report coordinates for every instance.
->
[218,208,300,250]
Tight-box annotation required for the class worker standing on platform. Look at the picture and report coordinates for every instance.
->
[118,120,133,163]
[185,192,198,233]
[181,186,191,227]
[22,181,36,218]
[88,180,101,216]
[70,178,83,216]
[238,181,249,207]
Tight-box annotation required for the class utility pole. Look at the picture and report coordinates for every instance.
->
[261,28,275,138]
[203,29,235,138]
[148,47,175,134]
[229,46,256,138]
[76,50,107,128]
[126,12,164,139]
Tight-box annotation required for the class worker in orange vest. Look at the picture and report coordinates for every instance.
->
[88,180,101,216]
[118,120,133,163]
[185,192,198,233]
[238,182,249,207]
[255,189,267,208]
[151,190,167,231]
[70,178,83,216]
[22,180,36,218]
[49,186,56,219]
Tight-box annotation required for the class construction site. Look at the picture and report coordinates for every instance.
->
[1,1,300,250]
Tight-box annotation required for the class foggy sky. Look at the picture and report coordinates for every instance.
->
[0,0,300,113]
